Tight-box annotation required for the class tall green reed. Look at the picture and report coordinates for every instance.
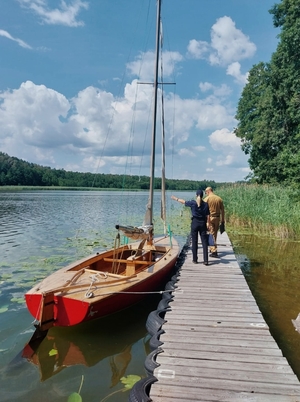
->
[218,184,300,239]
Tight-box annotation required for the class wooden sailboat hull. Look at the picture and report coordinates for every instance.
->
[25,236,179,330]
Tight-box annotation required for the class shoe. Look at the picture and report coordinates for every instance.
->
[192,260,198,264]
[204,261,209,266]
[209,252,218,258]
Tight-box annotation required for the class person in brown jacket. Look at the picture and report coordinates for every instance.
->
[204,187,225,257]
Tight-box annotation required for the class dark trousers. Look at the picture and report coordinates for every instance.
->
[191,220,208,263]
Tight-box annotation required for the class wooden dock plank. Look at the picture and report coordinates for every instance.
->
[160,330,277,345]
[150,385,300,402]
[151,375,300,395]
[154,363,299,385]
[156,348,289,365]
[148,232,300,401]
[159,334,280,350]
[165,313,267,323]
[156,356,294,375]
[161,320,268,330]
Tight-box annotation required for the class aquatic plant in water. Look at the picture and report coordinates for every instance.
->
[67,375,84,402]
[99,375,142,402]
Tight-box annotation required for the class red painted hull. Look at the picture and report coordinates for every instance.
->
[25,238,179,329]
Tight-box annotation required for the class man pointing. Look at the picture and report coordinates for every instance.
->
[204,187,225,257]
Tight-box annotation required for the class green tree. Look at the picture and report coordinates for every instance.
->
[235,0,300,187]
[0,151,223,189]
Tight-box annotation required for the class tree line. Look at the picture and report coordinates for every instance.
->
[0,152,219,191]
[235,0,300,189]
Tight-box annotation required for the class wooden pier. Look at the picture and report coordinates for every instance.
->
[149,232,300,401]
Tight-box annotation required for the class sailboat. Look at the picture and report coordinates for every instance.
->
[25,0,180,333]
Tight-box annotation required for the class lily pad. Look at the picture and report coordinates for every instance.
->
[1,274,12,280]
[0,306,9,313]
[10,297,24,304]
[49,348,58,357]
[67,393,82,402]
[120,374,141,390]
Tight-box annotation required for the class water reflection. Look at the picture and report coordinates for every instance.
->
[230,232,300,380]
[21,295,156,382]
[23,330,141,383]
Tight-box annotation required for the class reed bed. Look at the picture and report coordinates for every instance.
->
[217,184,300,240]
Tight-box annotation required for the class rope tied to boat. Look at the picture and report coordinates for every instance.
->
[95,288,181,296]
[83,287,181,298]
[85,272,108,298]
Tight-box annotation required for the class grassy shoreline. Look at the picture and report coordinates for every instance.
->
[218,184,300,240]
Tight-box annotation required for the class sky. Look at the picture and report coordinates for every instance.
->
[0,0,280,183]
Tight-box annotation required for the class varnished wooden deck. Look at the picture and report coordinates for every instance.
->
[149,232,300,401]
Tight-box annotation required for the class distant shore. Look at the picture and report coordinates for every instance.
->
[0,186,139,191]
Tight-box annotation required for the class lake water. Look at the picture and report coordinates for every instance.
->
[0,190,188,402]
[0,190,299,402]
[229,231,300,381]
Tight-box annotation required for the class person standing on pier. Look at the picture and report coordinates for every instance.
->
[204,187,225,257]
[171,190,210,265]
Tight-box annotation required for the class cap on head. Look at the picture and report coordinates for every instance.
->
[196,189,203,197]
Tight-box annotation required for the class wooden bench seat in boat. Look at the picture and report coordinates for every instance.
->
[102,258,149,265]
[103,251,152,276]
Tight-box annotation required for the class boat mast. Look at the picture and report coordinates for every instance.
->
[148,0,162,230]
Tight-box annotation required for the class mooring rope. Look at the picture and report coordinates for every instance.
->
[83,287,181,299]
[85,272,108,298]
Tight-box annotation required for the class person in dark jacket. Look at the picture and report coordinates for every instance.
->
[171,190,210,265]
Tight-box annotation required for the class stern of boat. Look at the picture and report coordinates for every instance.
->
[25,292,90,331]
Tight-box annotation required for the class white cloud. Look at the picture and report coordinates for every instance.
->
[199,82,213,92]
[209,128,241,151]
[0,81,70,147]
[0,29,32,49]
[178,148,196,157]
[0,76,246,180]
[187,16,256,67]
[167,90,235,148]
[208,128,249,172]
[199,82,232,98]
[195,102,235,130]
[18,0,89,27]
[226,62,249,85]
[187,39,209,59]
[216,154,234,166]
[0,79,153,170]
[127,50,183,81]
[178,145,205,157]
[210,16,256,66]
[24,147,56,165]
[194,145,206,152]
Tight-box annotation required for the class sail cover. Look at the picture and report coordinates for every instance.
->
[115,224,153,240]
